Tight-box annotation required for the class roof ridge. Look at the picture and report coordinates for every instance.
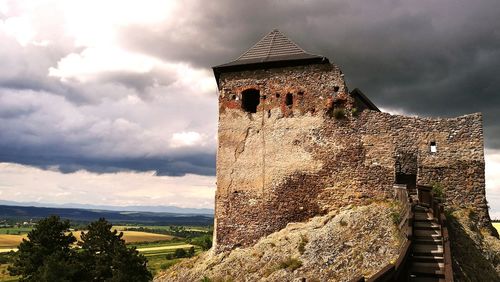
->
[265,30,278,59]
[212,29,328,74]
[236,29,310,61]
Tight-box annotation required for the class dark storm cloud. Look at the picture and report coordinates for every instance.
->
[1,0,500,178]
[120,0,500,149]
[0,144,215,176]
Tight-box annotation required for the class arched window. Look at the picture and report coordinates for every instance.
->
[241,89,260,113]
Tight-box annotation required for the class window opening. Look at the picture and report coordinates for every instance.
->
[430,141,437,153]
[241,89,260,113]
[285,93,293,107]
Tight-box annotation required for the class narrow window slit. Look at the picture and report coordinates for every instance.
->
[285,93,293,107]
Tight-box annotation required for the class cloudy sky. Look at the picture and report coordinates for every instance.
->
[0,0,499,214]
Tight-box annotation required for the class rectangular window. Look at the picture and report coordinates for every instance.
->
[430,141,437,153]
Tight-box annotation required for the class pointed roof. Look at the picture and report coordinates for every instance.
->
[213,29,328,85]
[215,29,326,68]
[237,29,314,61]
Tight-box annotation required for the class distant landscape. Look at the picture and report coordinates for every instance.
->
[0,204,213,226]
[0,203,214,281]
[0,200,214,215]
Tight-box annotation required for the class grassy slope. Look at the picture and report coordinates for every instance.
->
[156,202,403,282]
[448,208,500,281]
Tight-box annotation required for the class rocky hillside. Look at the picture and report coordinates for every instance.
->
[155,202,404,282]
[448,207,500,281]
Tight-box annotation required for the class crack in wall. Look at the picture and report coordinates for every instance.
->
[261,101,266,196]
[228,127,251,192]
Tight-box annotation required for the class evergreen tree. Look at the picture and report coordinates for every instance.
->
[9,216,151,282]
[79,218,151,282]
[8,215,79,282]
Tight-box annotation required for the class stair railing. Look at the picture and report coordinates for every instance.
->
[418,185,454,282]
[349,184,414,282]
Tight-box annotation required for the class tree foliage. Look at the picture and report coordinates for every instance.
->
[189,234,212,251]
[9,216,152,282]
[8,216,79,282]
[78,218,151,282]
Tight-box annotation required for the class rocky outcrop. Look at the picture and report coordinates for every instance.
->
[447,207,500,281]
[155,202,403,282]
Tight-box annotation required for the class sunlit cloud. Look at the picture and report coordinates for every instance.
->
[0,162,215,208]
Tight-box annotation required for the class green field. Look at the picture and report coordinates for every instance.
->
[493,222,500,233]
[114,225,211,232]
[0,228,31,235]
[0,225,210,281]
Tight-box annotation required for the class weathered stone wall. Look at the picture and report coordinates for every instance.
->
[214,63,492,252]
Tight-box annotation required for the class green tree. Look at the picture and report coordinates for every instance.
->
[79,218,151,282]
[188,246,195,257]
[190,235,212,251]
[8,215,80,282]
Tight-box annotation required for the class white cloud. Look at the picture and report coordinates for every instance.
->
[0,162,215,208]
[170,131,204,148]
[0,15,34,46]
[48,47,157,83]
[60,0,173,47]
[486,149,500,219]
[379,107,418,117]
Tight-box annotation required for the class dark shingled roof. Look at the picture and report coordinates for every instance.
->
[350,88,381,112]
[214,29,326,68]
[213,29,328,85]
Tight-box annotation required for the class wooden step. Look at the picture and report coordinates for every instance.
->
[414,206,430,212]
[414,229,442,237]
[410,264,445,278]
[409,275,445,281]
[414,222,441,230]
[413,237,443,245]
[412,262,445,269]
[412,255,444,263]
[414,217,435,222]
[413,244,444,256]
[414,235,442,241]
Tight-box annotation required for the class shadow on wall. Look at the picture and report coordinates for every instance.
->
[447,211,500,281]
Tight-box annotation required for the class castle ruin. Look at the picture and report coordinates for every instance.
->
[211,29,492,252]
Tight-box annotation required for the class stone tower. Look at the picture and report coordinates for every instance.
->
[212,30,493,252]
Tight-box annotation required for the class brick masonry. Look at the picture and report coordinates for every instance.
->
[214,62,494,252]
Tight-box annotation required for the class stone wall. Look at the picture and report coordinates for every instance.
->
[214,63,492,252]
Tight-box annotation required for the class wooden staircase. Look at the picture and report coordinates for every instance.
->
[350,185,453,282]
[408,205,445,282]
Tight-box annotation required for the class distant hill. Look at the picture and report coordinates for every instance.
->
[0,204,213,226]
[0,200,213,215]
